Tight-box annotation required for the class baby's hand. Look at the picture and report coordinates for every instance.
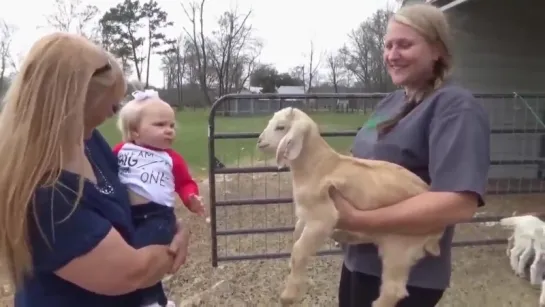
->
[188,194,208,222]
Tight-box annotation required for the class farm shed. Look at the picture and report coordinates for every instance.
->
[222,86,305,116]
[402,0,545,185]
[310,86,378,112]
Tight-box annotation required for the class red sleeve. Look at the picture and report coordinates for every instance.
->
[112,142,126,155]
[167,149,199,209]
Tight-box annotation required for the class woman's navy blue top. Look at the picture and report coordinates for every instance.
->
[14,130,141,307]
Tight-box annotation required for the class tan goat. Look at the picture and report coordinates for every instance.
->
[256,107,445,307]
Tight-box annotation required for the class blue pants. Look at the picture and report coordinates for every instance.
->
[132,202,177,307]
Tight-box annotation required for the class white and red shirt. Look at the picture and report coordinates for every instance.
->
[112,142,199,209]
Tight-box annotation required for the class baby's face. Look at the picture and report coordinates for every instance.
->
[134,100,176,150]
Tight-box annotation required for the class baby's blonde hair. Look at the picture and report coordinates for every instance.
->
[0,32,126,287]
[116,89,176,142]
[117,99,150,142]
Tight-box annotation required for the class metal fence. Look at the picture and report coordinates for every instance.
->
[207,92,545,267]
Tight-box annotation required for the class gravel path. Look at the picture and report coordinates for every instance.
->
[162,173,545,307]
[0,173,543,307]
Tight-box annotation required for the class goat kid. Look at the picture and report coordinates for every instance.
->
[256,107,444,307]
[536,227,545,307]
[500,215,545,286]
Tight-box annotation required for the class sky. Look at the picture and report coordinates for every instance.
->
[1,0,399,88]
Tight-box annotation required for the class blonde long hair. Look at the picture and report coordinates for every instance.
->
[0,32,125,287]
[393,3,453,92]
[378,3,453,137]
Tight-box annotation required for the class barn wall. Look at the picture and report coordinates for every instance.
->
[447,0,545,179]
[448,0,545,92]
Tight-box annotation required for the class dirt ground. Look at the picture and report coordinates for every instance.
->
[0,170,544,307]
[165,170,545,307]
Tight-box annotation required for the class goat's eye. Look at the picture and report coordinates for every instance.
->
[275,126,285,131]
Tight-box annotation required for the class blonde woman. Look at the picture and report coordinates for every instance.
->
[0,33,190,307]
[330,4,490,307]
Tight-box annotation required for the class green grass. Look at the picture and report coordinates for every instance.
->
[98,108,369,177]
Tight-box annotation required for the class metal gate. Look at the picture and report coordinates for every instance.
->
[207,92,545,267]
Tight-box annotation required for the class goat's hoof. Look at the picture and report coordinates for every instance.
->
[280,286,301,306]
[371,300,389,307]
[331,230,360,244]
[371,299,400,307]
[280,293,296,306]
[530,274,540,285]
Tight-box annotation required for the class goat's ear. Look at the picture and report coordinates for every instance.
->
[287,107,295,119]
[275,127,303,168]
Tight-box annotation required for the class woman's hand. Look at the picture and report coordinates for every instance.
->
[168,220,191,274]
[329,187,368,231]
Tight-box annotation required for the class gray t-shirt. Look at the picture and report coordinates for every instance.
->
[344,82,491,290]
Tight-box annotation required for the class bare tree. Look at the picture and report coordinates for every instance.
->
[45,0,100,42]
[181,0,211,105]
[237,41,262,92]
[182,39,201,85]
[161,35,186,106]
[142,0,173,87]
[207,7,262,96]
[339,25,371,90]
[326,51,344,93]
[291,41,322,93]
[340,9,393,92]
[288,65,305,89]
[367,9,392,91]
[0,20,16,95]
[100,0,146,81]
[306,40,321,93]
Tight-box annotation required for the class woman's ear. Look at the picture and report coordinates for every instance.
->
[430,42,444,62]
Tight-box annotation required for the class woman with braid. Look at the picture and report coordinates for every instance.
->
[331,4,491,307]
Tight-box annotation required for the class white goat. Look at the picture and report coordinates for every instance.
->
[536,227,545,307]
[500,215,545,286]
[256,107,444,307]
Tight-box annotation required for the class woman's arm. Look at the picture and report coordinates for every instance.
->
[55,229,174,295]
[31,185,182,297]
[333,190,478,234]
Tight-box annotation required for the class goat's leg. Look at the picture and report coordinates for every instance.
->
[331,229,366,247]
[506,234,514,257]
[280,221,334,306]
[510,245,524,273]
[539,281,545,307]
[531,252,545,286]
[516,246,533,277]
[293,218,305,242]
[289,219,306,270]
[371,244,419,307]
[331,229,372,245]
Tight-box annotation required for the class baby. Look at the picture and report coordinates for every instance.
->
[114,89,207,307]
